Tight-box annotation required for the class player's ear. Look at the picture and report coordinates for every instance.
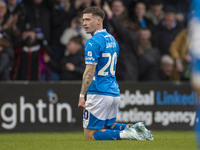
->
[97,17,102,25]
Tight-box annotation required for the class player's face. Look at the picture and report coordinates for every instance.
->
[82,13,99,35]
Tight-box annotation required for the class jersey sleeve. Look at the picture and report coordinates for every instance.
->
[84,39,101,65]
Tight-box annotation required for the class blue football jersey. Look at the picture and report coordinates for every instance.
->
[84,29,120,96]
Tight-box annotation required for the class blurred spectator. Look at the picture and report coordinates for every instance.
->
[0,0,191,82]
[12,23,51,81]
[151,5,184,55]
[24,0,51,42]
[55,0,71,12]
[0,0,18,42]
[128,0,148,18]
[176,0,190,25]
[145,0,164,26]
[170,28,191,81]
[138,28,160,80]
[92,0,102,7]
[103,2,139,80]
[44,36,85,80]
[5,0,26,43]
[50,0,73,65]
[6,0,24,19]
[159,54,174,80]
[131,1,153,29]
[105,0,130,34]
[111,0,127,21]
[60,15,91,46]
[0,35,13,80]
[73,0,92,16]
[51,0,78,44]
[163,0,190,25]
[0,0,9,31]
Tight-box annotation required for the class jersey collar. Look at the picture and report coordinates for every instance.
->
[94,29,107,35]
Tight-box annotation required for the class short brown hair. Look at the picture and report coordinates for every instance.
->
[83,6,105,20]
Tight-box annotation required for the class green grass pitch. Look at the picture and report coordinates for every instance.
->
[0,131,198,150]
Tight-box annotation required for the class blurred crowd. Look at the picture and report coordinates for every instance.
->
[0,0,191,81]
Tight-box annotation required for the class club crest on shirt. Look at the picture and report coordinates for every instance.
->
[88,51,92,57]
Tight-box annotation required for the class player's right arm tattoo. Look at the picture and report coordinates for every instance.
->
[80,64,96,95]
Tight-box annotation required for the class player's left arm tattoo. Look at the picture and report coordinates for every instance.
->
[80,64,96,95]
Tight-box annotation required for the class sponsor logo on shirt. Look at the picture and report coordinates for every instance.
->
[85,56,95,61]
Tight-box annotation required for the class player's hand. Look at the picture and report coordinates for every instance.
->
[78,97,86,110]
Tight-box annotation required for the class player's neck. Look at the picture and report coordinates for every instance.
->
[91,25,103,36]
[92,28,104,36]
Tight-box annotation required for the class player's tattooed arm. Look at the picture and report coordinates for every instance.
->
[80,64,96,95]
[78,64,96,110]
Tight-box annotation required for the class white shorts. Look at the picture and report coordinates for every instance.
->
[83,94,120,130]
